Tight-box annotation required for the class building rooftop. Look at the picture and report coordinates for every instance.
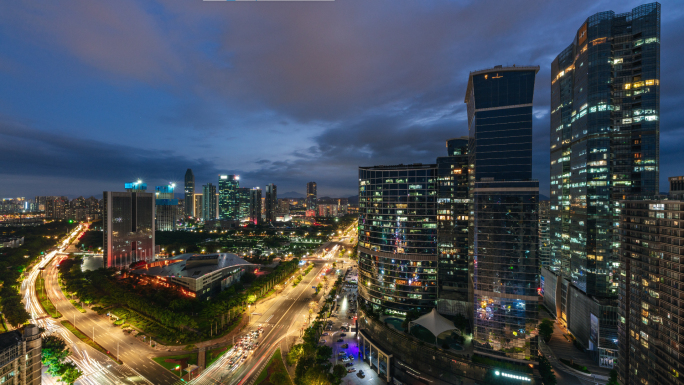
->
[464,65,540,103]
[130,253,253,279]
[0,331,21,351]
[359,163,437,171]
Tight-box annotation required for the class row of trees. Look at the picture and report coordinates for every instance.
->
[0,220,78,327]
[59,256,302,343]
[42,335,83,384]
[287,321,348,385]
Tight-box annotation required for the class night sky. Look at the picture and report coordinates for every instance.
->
[1,0,682,199]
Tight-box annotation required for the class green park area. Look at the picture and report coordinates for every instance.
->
[152,353,198,377]
[36,275,62,318]
[255,349,292,385]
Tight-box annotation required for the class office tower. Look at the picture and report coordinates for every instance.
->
[202,184,217,221]
[237,188,251,221]
[277,199,290,218]
[466,65,540,361]
[436,137,471,318]
[155,184,180,231]
[317,204,338,217]
[103,182,155,269]
[218,175,240,220]
[0,324,41,385]
[669,176,684,200]
[546,3,660,367]
[193,193,203,220]
[539,200,551,268]
[34,196,46,212]
[336,198,349,215]
[358,164,438,314]
[184,169,195,217]
[306,182,317,212]
[249,188,262,225]
[264,184,277,223]
[618,185,683,384]
[44,196,68,219]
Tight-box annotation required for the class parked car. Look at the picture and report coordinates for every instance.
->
[347,368,356,373]
[322,332,329,336]
[337,338,343,343]
[319,339,326,344]
[345,363,354,367]
[341,333,347,337]
[341,344,349,348]
[342,358,351,362]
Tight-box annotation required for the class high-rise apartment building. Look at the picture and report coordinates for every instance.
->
[0,325,41,385]
[539,200,551,268]
[264,184,277,223]
[617,184,683,384]
[193,193,203,220]
[184,169,195,217]
[306,182,317,212]
[43,196,69,220]
[218,175,240,220]
[103,182,155,269]
[466,65,540,361]
[436,137,471,318]
[202,184,217,221]
[249,188,262,225]
[155,184,180,231]
[358,164,438,314]
[277,199,290,218]
[546,3,660,367]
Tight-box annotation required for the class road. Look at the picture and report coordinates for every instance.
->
[21,224,155,385]
[190,243,346,385]
[43,252,180,384]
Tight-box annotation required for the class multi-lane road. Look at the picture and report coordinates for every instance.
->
[21,221,357,385]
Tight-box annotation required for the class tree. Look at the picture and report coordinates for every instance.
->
[538,355,557,385]
[41,335,82,384]
[539,319,554,343]
[607,369,619,385]
[56,362,83,385]
[331,364,347,381]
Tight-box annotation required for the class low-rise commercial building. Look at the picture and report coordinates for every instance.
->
[129,253,253,300]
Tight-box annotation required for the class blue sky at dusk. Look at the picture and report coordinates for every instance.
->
[1,0,682,199]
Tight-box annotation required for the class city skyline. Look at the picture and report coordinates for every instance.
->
[1,0,683,199]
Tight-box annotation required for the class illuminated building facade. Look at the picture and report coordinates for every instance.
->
[546,3,660,367]
[306,182,317,212]
[436,137,472,318]
[103,183,155,269]
[249,188,262,225]
[618,194,683,384]
[202,184,217,221]
[184,169,194,217]
[539,200,551,268]
[0,325,41,385]
[466,65,540,361]
[218,175,240,221]
[193,193,203,220]
[238,187,251,221]
[265,184,277,223]
[358,164,438,314]
[155,184,180,231]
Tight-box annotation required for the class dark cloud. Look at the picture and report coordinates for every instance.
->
[0,0,683,198]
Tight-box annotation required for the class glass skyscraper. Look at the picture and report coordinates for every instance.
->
[218,175,240,220]
[306,182,317,213]
[264,183,277,223]
[436,137,472,317]
[249,188,262,225]
[203,183,217,221]
[238,187,251,221]
[184,169,194,217]
[545,3,660,367]
[466,65,540,361]
[358,164,438,314]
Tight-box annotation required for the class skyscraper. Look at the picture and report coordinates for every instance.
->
[617,181,683,383]
[0,324,42,385]
[436,137,471,318]
[184,169,195,217]
[358,164,438,314]
[238,187,251,221]
[218,175,240,220]
[193,193,203,220]
[264,184,277,223]
[155,184,180,231]
[249,188,262,225]
[539,200,551,268]
[546,3,660,367]
[466,65,540,361]
[103,182,155,269]
[306,182,317,213]
[203,184,217,221]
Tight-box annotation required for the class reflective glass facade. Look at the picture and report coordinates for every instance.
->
[466,65,540,360]
[103,191,155,269]
[437,138,471,315]
[219,175,240,221]
[184,168,194,217]
[265,184,277,223]
[238,187,251,221]
[358,164,438,314]
[203,184,217,221]
[549,3,660,298]
[306,182,317,212]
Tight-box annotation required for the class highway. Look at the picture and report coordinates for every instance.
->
[21,224,154,385]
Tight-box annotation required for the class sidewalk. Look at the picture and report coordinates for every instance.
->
[545,320,611,378]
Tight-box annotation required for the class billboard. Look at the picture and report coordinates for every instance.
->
[589,313,599,350]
